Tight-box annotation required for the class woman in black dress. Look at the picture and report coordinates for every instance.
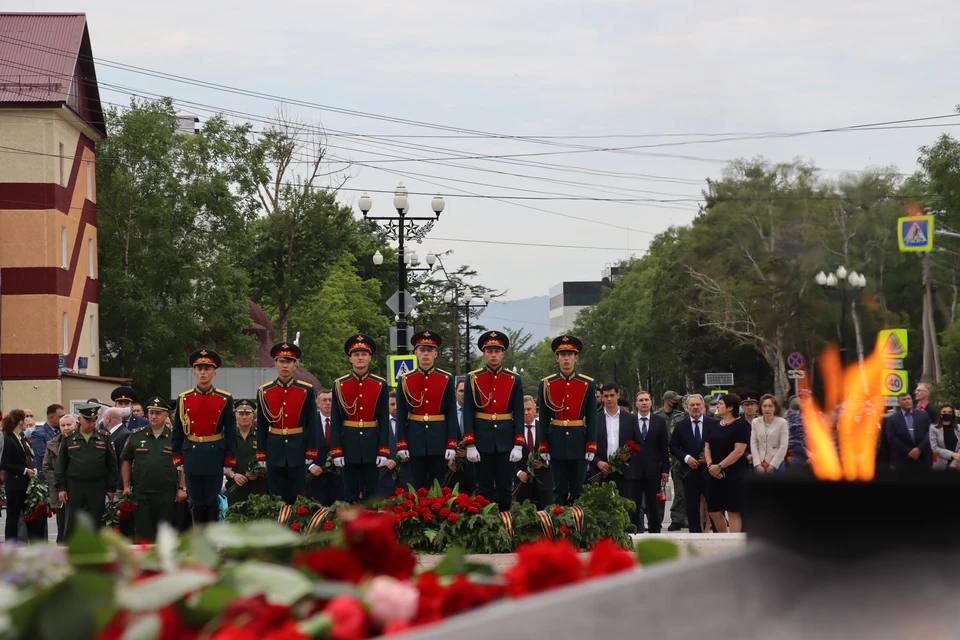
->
[703,393,750,533]
[1,409,41,544]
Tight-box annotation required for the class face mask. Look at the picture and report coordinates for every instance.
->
[119,407,132,419]
[23,428,34,439]
[942,414,954,422]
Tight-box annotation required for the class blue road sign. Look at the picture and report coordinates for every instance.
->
[388,355,417,387]
[897,215,934,252]
[787,352,805,370]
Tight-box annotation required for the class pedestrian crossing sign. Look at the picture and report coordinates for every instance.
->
[897,215,934,252]
[388,355,417,387]
[877,329,908,358]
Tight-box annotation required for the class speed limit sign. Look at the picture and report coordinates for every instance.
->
[881,370,907,396]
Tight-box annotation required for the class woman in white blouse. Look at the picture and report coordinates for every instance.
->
[750,394,789,473]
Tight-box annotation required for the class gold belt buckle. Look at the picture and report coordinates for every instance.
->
[198,436,205,442]
[563,420,569,427]
[493,413,498,421]
[282,428,288,435]
[424,415,430,422]
[359,420,365,428]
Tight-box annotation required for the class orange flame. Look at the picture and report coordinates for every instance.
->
[799,343,886,481]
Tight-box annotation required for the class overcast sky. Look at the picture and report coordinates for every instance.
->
[33,0,960,305]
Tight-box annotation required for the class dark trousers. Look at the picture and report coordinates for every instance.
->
[608,473,639,529]
[410,455,447,491]
[3,487,42,543]
[552,457,587,505]
[133,491,176,542]
[514,472,553,510]
[681,469,708,533]
[55,504,67,543]
[184,474,221,509]
[64,479,108,540]
[267,464,307,505]
[476,450,514,512]
[307,473,345,506]
[446,460,476,495]
[638,475,664,533]
[343,463,379,503]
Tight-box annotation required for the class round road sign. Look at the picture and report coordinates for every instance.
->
[787,352,805,370]
[884,373,904,394]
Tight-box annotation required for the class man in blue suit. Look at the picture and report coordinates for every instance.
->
[307,387,345,506]
[885,392,933,472]
[379,390,413,497]
[669,394,717,533]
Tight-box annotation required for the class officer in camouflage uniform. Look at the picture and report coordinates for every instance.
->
[120,397,185,541]
[55,404,118,538]
[225,399,268,504]
[656,390,687,531]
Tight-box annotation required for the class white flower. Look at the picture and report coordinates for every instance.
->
[364,576,418,626]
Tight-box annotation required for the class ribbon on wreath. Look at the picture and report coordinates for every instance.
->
[278,504,294,526]
[499,511,514,538]
[569,505,584,533]
[306,507,331,534]
[535,510,555,541]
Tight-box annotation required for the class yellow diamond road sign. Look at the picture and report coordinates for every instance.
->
[878,329,908,358]
[881,369,907,396]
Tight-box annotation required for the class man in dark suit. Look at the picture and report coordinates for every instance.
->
[592,383,643,528]
[379,390,412,497]
[633,390,670,533]
[515,395,554,510]
[446,379,477,494]
[669,394,717,533]
[307,387,346,506]
[886,392,934,472]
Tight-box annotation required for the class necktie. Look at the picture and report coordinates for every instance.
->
[694,420,701,448]
[324,417,331,447]
[641,417,648,440]
[526,425,535,452]
[905,411,914,441]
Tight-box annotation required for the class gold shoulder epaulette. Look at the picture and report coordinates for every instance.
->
[179,388,194,398]
[542,373,558,382]
[369,373,386,382]
[578,374,595,382]
[468,368,484,375]
[437,368,453,377]
[130,426,146,434]
[216,388,232,396]
[335,374,351,382]
[296,380,314,388]
[507,368,521,375]
[258,381,273,390]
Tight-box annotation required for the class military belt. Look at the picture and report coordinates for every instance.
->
[550,419,585,427]
[342,421,377,429]
[187,433,223,443]
[408,414,446,422]
[269,427,304,435]
[475,412,513,421]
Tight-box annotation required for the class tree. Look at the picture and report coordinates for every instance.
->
[96,98,259,394]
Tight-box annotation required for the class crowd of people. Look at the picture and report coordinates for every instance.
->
[0,331,948,544]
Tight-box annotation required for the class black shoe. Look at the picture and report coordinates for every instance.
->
[668,522,684,531]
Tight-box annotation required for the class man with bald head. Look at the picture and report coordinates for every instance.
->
[42,414,77,542]
[669,394,718,533]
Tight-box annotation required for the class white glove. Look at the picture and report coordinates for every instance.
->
[305,459,312,465]
[466,447,481,463]
[397,450,409,461]
[376,456,388,467]
[176,465,183,472]
[509,445,523,463]
[223,467,232,474]
[541,453,550,464]
[585,452,595,462]
[333,457,345,468]
[258,461,267,468]
[445,448,456,461]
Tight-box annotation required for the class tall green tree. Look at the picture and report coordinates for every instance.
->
[96,98,260,394]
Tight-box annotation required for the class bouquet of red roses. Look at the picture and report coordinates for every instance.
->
[442,440,467,486]
[588,440,640,484]
[22,475,52,523]
[512,450,545,496]
[118,493,136,521]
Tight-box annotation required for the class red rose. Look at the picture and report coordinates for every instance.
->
[114,526,121,532]
[324,596,368,640]
[439,508,451,517]
[447,513,459,523]
[504,539,582,597]
[417,488,428,497]
[423,513,434,522]
[553,507,564,516]
[36,502,46,512]
[655,493,666,503]
[627,441,640,454]
[441,487,452,495]
[402,500,414,509]
[47,511,53,519]
[263,621,308,640]
[559,526,570,536]
[211,625,257,640]
[342,511,415,580]
[323,521,335,531]
[293,548,364,584]
[382,620,413,635]
[466,506,479,514]
[395,488,405,496]
[587,538,636,578]
[296,506,310,516]
[290,522,302,532]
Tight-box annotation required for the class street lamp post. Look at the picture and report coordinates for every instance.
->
[444,289,491,372]
[360,184,444,354]
[815,266,866,365]
[601,344,617,384]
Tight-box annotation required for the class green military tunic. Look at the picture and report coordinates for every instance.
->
[656,405,687,528]
[54,429,119,539]
[226,427,268,504]
[120,425,179,541]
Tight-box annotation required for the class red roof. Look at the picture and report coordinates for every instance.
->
[0,13,106,137]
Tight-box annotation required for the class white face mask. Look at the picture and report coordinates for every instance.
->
[119,407,132,419]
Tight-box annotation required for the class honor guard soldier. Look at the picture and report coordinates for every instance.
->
[171,349,237,525]
[55,404,119,539]
[225,399,268,504]
[330,334,390,503]
[396,330,458,490]
[538,335,598,505]
[120,397,186,541]
[463,331,525,512]
[257,342,319,505]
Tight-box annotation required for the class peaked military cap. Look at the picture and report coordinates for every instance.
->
[189,348,222,368]
[234,398,256,412]
[740,390,761,404]
[146,396,171,412]
[478,330,509,351]
[551,334,583,354]
[344,333,376,356]
[271,342,302,360]
[411,329,443,349]
[111,386,137,403]
[77,403,101,420]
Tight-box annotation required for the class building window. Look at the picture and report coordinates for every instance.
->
[89,314,96,354]
[61,226,68,269]
[88,238,94,278]
[62,312,69,355]
[59,143,66,187]
[86,160,92,200]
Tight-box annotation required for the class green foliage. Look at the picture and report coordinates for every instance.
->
[575,482,635,550]
[224,494,284,523]
[635,538,681,565]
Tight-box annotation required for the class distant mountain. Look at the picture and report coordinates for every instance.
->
[477,296,550,343]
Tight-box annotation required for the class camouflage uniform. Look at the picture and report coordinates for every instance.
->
[656,390,687,528]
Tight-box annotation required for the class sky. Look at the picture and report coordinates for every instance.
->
[28,0,960,307]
